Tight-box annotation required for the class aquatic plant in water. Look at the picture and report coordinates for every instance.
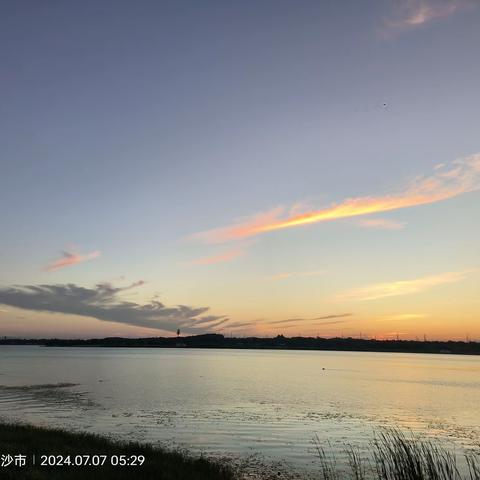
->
[314,428,480,480]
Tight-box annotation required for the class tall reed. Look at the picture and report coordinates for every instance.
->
[314,429,480,480]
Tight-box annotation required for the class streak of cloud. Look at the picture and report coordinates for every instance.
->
[268,318,307,325]
[188,241,254,266]
[0,282,226,333]
[268,313,353,325]
[273,321,351,330]
[44,249,101,272]
[200,318,230,329]
[192,154,480,244]
[336,271,472,301]
[219,321,257,330]
[191,315,229,326]
[313,319,352,326]
[314,313,354,321]
[384,0,473,30]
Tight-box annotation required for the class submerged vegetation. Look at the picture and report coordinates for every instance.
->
[314,429,480,480]
[0,422,235,480]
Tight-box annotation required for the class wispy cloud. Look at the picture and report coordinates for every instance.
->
[268,313,353,325]
[44,249,101,272]
[191,154,480,244]
[272,318,352,329]
[337,271,472,301]
[188,241,253,266]
[314,313,354,321]
[219,320,257,330]
[313,319,352,326]
[0,282,226,333]
[267,270,326,281]
[384,0,473,31]
[268,318,307,325]
[355,218,406,230]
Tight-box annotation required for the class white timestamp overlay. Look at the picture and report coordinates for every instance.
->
[1,454,146,467]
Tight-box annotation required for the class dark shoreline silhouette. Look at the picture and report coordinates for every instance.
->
[1,334,479,355]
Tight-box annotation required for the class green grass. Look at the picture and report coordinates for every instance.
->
[314,429,480,480]
[0,422,236,480]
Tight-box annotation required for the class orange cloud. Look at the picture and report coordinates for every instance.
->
[336,270,472,301]
[192,154,480,244]
[44,249,101,272]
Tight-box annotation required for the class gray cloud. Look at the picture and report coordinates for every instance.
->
[191,315,228,326]
[313,319,351,326]
[314,313,353,321]
[221,321,257,329]
[268,318,306,325]
[0,283,226,334]
[268,313,353,326]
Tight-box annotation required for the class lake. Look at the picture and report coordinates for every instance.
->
[1,346,479,477]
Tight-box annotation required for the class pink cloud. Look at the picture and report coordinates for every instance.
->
[384,0,474,31]
[44,249,101,272]
[188,246,247,266]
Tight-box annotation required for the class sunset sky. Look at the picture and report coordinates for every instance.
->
[1,0,479,340]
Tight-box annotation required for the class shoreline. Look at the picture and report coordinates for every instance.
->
[2,421,479,480]
[1,333,479,355]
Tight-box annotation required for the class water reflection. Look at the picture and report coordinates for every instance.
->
[0,346,479,476]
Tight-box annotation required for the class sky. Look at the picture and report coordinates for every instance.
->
[1,0,479,340]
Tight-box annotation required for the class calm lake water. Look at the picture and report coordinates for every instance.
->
[1,346,479,477]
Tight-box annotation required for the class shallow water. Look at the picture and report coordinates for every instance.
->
[0,346,479,476]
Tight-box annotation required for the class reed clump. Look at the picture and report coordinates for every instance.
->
[315,429,480,480]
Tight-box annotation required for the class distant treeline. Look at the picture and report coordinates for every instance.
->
[1,334,479,355]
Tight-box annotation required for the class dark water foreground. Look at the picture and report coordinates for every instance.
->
[1,423,479,480]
